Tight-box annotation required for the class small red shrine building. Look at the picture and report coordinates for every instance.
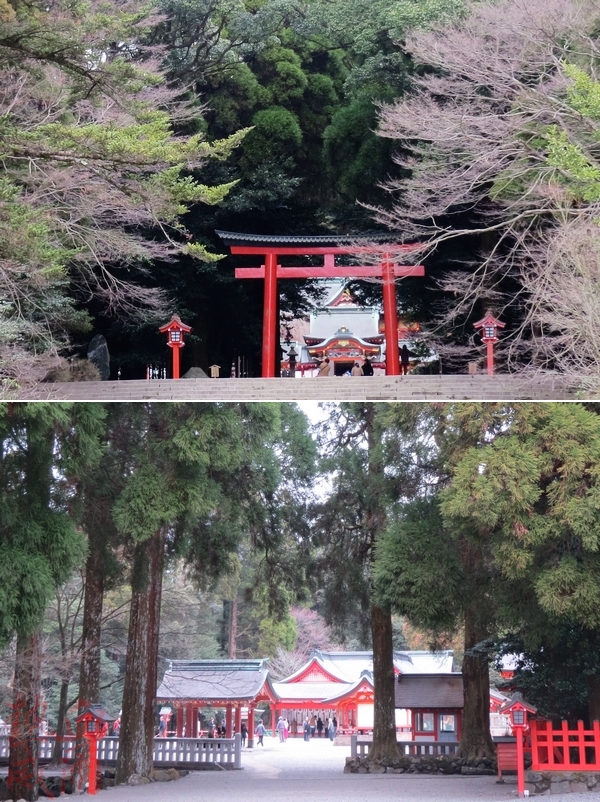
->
[271,649,455,734]
[156,659,278,747]
[282,282,422,376]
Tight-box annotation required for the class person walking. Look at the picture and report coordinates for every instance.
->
[241,722,248,747]
[303,717,310,741]
[316,716,323,737]
[317,357,331,377]
[256,720,266,746]
[328,719,335,741]
[310,713,317,737]
[276,716,286,743]
[351,362,363,376]
[362,358,374,376]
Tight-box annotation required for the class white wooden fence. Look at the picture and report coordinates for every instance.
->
[351,736,459,759]
[0,735,242,770]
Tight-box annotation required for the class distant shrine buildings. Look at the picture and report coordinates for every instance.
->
[156,650,511,746]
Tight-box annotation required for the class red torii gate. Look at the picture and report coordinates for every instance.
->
[217,231,425,378]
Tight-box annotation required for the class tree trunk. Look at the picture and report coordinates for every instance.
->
[8,631,41,802]
[228,596,238,659]
[73,535,106,790]
[369,603,400,762]
[457,604,494,759]
[116,527,166,783]
[51,678,69,765]
[365,404,400,764]
[588,675,600,725]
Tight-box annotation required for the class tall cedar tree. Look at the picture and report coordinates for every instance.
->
[441,402,600,723]
[74,404,141,790]
[111,402,313,781]
[312,403,399,763]
[0,404,104,801]
[375,402,600,755]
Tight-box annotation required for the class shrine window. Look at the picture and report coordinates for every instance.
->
[415,713,435,732]
[439,714,456,732]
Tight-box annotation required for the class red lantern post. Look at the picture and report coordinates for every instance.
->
[473,311,505,375]
[159,315,192,379]
[75,705,114,795]
[499,695,537,798]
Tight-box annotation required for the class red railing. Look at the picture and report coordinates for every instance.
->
[530,720,600,770]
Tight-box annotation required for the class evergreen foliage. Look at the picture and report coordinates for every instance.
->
[0,404,104,645]
[374,402,600,747]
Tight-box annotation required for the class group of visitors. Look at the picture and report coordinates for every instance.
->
[207,717,229,738]
[250,714,338,745]
[276,716,291,742]
[317,358,374,377]
[303,715,337,741]
[317,345,416,377]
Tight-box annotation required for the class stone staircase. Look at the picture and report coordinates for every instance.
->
[22,374,577,401]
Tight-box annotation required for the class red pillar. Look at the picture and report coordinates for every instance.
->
[486,340,495,375]
[235,705,241,734]
[171,345,181,379]
[226,705,233,738]
[86,734,98,795]
[248,706,255,748]
[176,706,184,737]
[271,705,277,738]
[382,256,400,376]
[262,252,278,378]
[516,728,525,797]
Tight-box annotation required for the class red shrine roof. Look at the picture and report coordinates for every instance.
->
[303,328,381,358]
[322,675,374,705]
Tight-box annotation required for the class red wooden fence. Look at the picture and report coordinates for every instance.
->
[530,720,600,771]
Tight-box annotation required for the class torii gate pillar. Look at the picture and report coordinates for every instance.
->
[382,255,400,377]
[263,253,278,379]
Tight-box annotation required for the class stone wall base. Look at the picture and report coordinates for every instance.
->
[525,770,600,795]
[344,755,496,775]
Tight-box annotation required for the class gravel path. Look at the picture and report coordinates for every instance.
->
[93,737,600,802]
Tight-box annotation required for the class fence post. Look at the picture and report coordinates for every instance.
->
[234,733,242,769]
[350,735,357,759]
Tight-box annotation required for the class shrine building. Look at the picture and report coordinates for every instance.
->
[157,650,487,742]
[281,281,421,377]
[156,659,278,748]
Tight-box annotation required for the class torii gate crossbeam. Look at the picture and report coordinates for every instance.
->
[218,234,424,378]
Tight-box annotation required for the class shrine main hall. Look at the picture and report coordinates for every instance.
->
[155,649,510,747]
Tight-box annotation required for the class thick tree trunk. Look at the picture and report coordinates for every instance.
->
[51,677,69,765]
[457,604,495,759]
[73,535,106,791]
[8,632,41,802]
[116,528,166,783]
[365,404,400,764]
[370,603,400,762]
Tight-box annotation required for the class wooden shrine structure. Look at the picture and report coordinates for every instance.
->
[156,651,479,743]
[156,659,278,748]
[216,231,424,378]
